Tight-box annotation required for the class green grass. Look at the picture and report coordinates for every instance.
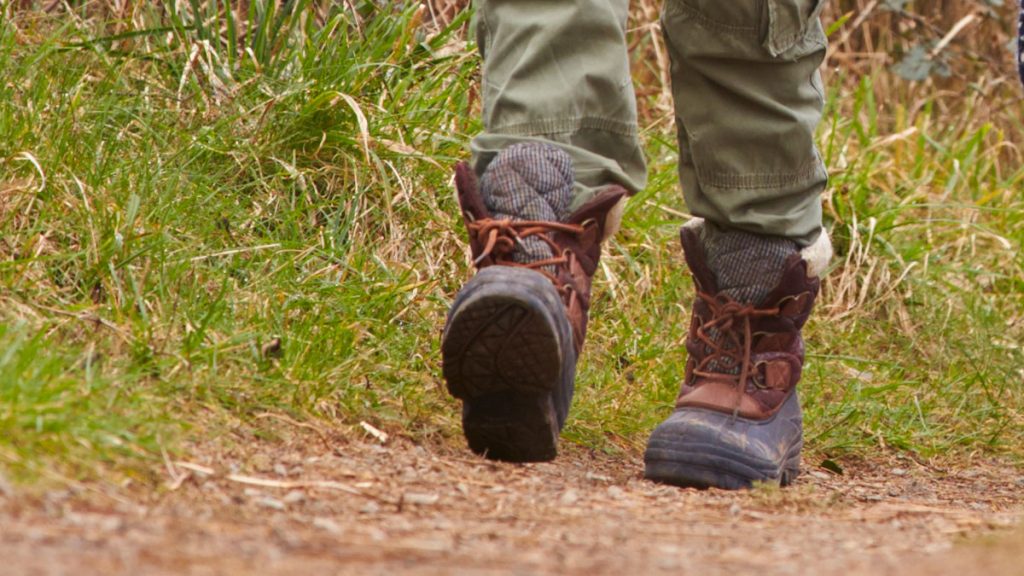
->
[1,3,1022,484]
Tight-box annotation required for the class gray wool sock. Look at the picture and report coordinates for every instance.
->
[480,142,574,266]
[701,222,797,306]
[697,222,798,375]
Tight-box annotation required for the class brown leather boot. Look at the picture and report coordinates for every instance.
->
[442,147,627,462]
[644,219,831,489]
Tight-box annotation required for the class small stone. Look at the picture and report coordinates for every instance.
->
[606,486,624,499]
[560,489,580,506]
[891,468,908,477]
[404,492,440,506]
[361,501,381,515]
[257,497,286,511]
[273,464,288,477]
[282,490,305,504]
[313,517,343,534]
[250,454,272,472]
[729,503,742,517]
[657,555,683,570]
[64,512,123,532]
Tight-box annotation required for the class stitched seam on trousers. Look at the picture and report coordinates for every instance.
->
[493,117,638,138]
[771,30,826,55]
[667,0,759,35]
[697,160,824,190]
[679,146,694,166]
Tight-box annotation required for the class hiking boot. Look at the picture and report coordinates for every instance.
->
[644,219,831,489]
[442,143,628,462]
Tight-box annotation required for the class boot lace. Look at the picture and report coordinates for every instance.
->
[467,218,588,309]
[690,290,781,393]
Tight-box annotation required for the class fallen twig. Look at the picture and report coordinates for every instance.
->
[172,460,393,504]
[225,474,390,503]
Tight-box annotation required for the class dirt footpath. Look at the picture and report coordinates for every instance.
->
[2,433,1022,576]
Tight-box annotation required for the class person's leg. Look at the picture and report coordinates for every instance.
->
[470,0,646,209]
[644,0,833,489]
[662,0,829,245]
[442,0,640,462]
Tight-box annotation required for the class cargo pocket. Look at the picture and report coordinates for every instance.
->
[666,0,826,59]
[763,0,827,58]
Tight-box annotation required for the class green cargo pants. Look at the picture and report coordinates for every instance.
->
[470,0,828,245]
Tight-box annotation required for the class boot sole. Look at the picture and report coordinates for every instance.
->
[442,267,574,463]
[643,393,804,490]
[644,437,802,490]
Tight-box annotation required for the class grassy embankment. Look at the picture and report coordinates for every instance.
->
[0,3,1021,486]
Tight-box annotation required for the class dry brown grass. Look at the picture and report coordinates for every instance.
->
[2,0,1020,479]
[414,0,1022,147]
[9,0,1016,129]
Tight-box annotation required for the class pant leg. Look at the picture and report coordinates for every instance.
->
[661,0,828,246]
[471,0,647,211]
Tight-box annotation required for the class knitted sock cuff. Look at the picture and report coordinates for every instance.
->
[479,143,575,266]
[700,222,799,307]
[480,142,573,224]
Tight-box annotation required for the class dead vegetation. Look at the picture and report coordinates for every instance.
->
[2,435,1022,575]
